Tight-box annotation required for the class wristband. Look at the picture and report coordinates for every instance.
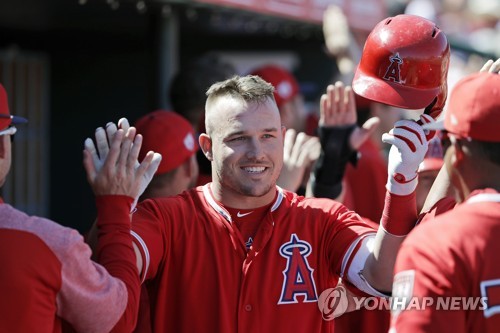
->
[310,125,358,199]
[380,191,417,236]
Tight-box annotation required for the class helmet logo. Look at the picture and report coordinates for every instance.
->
[383,53,403,83]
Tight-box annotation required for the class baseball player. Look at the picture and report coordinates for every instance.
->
[391,68,500,332]
[311,13,450,333]
[87,74,432,332]
[0,83,161,332]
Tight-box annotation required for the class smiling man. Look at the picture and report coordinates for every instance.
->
[89,75,431,332]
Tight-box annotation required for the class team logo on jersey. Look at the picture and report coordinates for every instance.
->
[392,270,415,317]
[278,233,318,304]
[383,53,403,83]
[480,279,500,318]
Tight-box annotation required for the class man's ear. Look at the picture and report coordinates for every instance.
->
[199,134,213,161]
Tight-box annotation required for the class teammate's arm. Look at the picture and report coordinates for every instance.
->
[78,126,160,331]
[307,82,379,200]
[346,116,433,293]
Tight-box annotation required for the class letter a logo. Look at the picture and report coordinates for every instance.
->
[383,53,403,83]
[278,234,318,304]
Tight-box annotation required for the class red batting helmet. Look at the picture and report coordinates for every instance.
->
[352,14,450,110]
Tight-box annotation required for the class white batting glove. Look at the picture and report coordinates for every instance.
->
[382,115,433,196]
[84,118,161,210]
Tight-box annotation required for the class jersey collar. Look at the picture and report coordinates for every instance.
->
[466,188,500,204]
[202,183,284,223]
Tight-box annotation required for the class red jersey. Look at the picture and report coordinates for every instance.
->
[392,189,500,332]
[0,196,139,333]
[343,137,387,223]
[131,184,377,332]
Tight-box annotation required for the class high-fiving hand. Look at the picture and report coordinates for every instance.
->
[83,118,161,209]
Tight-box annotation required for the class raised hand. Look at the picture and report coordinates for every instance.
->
[83,120,161,208]
[320,82,379,150]
[278,128,320,192]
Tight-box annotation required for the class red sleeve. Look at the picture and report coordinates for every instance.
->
[130,198,169,282]
[325,203,377,276]
[391,230,467,333]
[95,195,140,333]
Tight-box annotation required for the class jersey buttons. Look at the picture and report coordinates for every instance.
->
[244,304,252,312]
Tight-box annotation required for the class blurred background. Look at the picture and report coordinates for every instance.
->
[0,0,497,232]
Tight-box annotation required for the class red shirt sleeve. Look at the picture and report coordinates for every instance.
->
[95,195,141,333]
[130,198,170,282]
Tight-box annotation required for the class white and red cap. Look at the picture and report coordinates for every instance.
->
[250,65,300,108]
[135,110,198,175]
[0,84,28,131]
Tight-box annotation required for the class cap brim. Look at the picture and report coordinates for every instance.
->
[352,69,438,110]
[11,115,28,124]
[422,119,444,131]
[418,158,444,172]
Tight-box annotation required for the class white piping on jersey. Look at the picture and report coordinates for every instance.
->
[131,230,150,284]
[271,186,284,211]
[203,184,232,222]
[466,193,500,204]
[346,235,388,298]
[340,233,374,278]
[202,183,284,224]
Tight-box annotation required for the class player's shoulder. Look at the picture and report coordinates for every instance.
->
[281,189,346,212]
[0,203,83,253]
[146,186,204,208]
[404,200,495,252]
[276,190,358,225]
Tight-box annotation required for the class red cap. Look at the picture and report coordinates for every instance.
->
[250,65,300,108]
[424,73,500,142]
[0,84,28,130]
[135,110,198,175]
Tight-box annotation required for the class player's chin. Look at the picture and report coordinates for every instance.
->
[238,180,275,197]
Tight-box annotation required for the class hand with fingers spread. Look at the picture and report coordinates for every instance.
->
[309,82,379,199]
[320,82,380,151]
[83,121,161,209]
[382,115,432,196]
[278,128,320,192]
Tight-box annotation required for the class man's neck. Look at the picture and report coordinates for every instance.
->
[210,182,277,210]
[461,162,500,199]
